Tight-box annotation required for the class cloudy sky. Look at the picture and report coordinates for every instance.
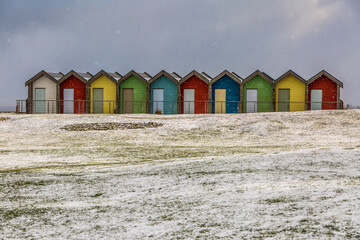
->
[1,0,359,110]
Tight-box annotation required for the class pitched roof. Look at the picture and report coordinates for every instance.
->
[25,70,63,86]
[88,70,118,85]
[275,70,306,84]
[243,70,274,85]
[58,70,91,84]
[118,70,149,85]
[107,72,122,81]
[148,70,181,85]
[210,70,242,85]
[179,70,211,85]
[308,70,343,88]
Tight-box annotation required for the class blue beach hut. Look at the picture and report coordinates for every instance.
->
[210,70,242,113]
[149,70,181,114]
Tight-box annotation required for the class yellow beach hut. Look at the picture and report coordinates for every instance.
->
[88,70,121,113]
[275,70,307,112]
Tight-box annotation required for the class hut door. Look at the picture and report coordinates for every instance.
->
[63,88,74,114]
[246,89,258,113]
[153,89,164,114]
[278,89,290,112]
[183,89,195,114]
[93,88,103,113]
[123,88,133,114]
[215,89,226,113]
[35,88,46,114]
[311,89,322,110]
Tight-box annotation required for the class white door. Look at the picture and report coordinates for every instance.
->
[246,89,258,113]
[184,89,195,114]
[64,88,74,113]
[153,89,164,114]
[311,89,322,110]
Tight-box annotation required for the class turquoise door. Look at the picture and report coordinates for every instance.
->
[35,88,45,113]
[153,89,164,114]
[311,89,322,110]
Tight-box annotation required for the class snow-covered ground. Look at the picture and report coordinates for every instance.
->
[0,110,360,239]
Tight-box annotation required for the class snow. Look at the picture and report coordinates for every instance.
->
[0,110,360,239]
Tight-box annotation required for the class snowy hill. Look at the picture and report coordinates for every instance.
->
[0,110,360,239]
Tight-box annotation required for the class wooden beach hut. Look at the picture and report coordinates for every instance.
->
[307,70,343,110]
[179,70,211,114]
[243,70,274,113]
[149,70,181,114]
[58,70,91,114]
[25,70,63,114]
[88,70,120,114]
[210,70,242,114]
[119,70,150,114]
[275,70,306,112]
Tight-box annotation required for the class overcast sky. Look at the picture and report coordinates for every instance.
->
[1,0,360,111]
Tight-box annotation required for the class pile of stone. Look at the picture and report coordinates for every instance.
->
[62,122,163,131]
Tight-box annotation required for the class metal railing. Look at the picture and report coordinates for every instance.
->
[16,100,343,114]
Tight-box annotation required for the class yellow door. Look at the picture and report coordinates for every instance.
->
[215,89,226,113]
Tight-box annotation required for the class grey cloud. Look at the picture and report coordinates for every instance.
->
[1,0,360,110]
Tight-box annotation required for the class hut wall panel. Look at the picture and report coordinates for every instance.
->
[90,76,117,113]
[308,75,338,110]
[275,76,305,112]
[119,76,147,113]
[150,75,178,114]
[60,76,86,113]
[243,76,273,112]
[181,76,209,114]
[32,75,57,113]
[211,75,240,113]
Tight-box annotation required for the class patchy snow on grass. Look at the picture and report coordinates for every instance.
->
[0,110,360,239]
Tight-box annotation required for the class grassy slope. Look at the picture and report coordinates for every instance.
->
[0,110,360,239]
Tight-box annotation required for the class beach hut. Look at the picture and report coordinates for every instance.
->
[25,70,63,114]
[148,70,181,114]
[210,70,242,114]
[179,70,211,114]
[119,70,151,114]
[275,70,306,112]
[58,70,91,114]
[88,70,120,114]
[307,70,343,110]
[243,70,274,113]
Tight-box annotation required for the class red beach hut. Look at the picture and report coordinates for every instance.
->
[179,70,211,114]
[307,70,343,110]
[58,70,92,113]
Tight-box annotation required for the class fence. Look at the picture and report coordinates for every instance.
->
[16,100,343,114]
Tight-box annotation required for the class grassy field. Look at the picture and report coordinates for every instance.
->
[1,110,360,239]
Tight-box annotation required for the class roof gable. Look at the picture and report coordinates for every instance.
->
[148,70,180,85]
[275,70,306,84]
[88,70,118,85]
[179,70,211,85]
[308,70,343,88]
[119,70,149,85]
[25,70,62,86]
[243,70,274,85]
[58,70,90,84]
[210,70,242,85]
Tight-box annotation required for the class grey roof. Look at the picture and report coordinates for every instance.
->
[275,70,306,84]
[148,70,180,85]
[138,72,152,81]
[243,70,274,85]
[169,72,182,81]
[77,72,93,81]
[179,70,211,85]
[200,72,212,81]
[107,72,122,81]
[210,70,242,85]
[48,72,64,81]
[308,70,343,88]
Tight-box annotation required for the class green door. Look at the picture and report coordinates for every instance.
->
[278,89,290,112]
[35,88,45,113]
[93,88,103,113]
